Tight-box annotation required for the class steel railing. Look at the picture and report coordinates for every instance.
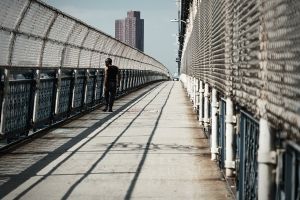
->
[0,67,167,144]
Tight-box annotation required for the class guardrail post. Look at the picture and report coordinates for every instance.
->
[225,97,236,177]
[32,69,41,123]
[0,69,10,136]
[258,118,276,200]
[71,69,78,108]
[54,69,62,114]
[95,69,99,101]
[204,83,210,129]
[189,76,193,99]
[194,78,199,111]
[211,88,219,160]
[84,69,89,105]
[199,80,204,125]
[193,77,197,110]
[187,76,191,96]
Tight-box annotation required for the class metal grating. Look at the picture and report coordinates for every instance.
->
[36,79,55,122]
[73,76,85,108]
[58,78,72,114]
[86,75,95,104]
[5,80,33,134]
[237,111,259,200]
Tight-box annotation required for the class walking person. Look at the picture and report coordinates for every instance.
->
[103,58,120,112]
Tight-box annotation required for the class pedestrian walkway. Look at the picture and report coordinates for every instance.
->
[0,82,232,200]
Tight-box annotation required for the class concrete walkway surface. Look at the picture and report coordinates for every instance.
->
[0,82,233,200]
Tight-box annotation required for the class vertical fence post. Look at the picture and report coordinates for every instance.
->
[257,118,276,200]
[204,83,210,129]
[225,97,236,177]
[192,77,196,103]
[32,69,40,123]
[84,69,89,105]
[190,77,193,100]
[54,69,61,114]
[95,69,99,101]
[188,76,192,97]
[194,78,199,111]
[0,69,9,136]
[211,88,219,160]
[71,69,77,109]
[193,77,197,110]
[199,80,204,125]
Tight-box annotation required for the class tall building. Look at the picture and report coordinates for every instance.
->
[115,19,125,42]
[115,11,144,52]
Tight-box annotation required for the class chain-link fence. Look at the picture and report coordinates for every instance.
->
[180,0,300,199]
[181,0,300,139]
[0,0,169,76]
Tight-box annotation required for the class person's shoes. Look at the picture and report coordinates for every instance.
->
[108,109,113,112]
[102,107,108,112]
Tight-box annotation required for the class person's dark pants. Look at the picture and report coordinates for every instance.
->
[104,81,117,110]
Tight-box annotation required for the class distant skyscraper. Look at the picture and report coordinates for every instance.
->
[115,11,144,52]
[115,19,125,42]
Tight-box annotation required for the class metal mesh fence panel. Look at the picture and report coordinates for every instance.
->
[19,2,54,37]
[181,0,300,136]
[42,41,64,67]
[12,35,43,67]
[231,0,261,114]
[0,0,168,76]
[0,30,11,66]
[261,0,300,138]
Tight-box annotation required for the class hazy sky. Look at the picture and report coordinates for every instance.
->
[43,0,179,74]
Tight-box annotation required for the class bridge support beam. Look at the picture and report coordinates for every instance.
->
[258,118,276,200]
[198,81,204,125]
[211,88,219,161]
[203,83,210,130]
[225,97,236,177]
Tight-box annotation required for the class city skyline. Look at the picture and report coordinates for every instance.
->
[115,11,144,52]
